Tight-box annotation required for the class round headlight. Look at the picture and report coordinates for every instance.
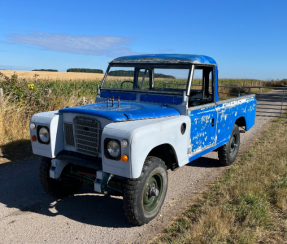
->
[107,140,120,158]
[39,127,50,143]
[30,123,36,130]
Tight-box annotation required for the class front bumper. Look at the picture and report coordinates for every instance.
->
[50,150,111,193]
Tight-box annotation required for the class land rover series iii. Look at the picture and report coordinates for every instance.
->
[30,54,257,225]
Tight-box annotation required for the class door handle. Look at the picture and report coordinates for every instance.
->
[212,118,214,127]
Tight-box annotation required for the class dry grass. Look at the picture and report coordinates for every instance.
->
[262,79,287,87]
[0,95,83,146]
[218,87,273,100]
[153,118,287,243]
[0,94,84,163]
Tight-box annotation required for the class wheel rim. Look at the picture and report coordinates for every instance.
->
[230,133,238,157]
[143,173,163,212]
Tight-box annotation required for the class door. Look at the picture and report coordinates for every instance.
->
[188,105,217,156]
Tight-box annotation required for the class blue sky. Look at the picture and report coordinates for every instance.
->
[0,0,286,79]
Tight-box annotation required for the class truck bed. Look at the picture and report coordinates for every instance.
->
[186,94,256,161]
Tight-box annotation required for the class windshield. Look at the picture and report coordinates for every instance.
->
[102,66,191,93]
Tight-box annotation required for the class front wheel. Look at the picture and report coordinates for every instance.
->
[218,124,240,166]
[123,156,168,225]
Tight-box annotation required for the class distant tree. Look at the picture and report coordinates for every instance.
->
[67,68,103,73]
[108,70,175,79]
[32,69,58,72]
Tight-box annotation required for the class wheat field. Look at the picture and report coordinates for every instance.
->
[0,70,105,81]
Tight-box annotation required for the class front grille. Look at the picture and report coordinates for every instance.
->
[73,116,101,156]
[64,123,75,146]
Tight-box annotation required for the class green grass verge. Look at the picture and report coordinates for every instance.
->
[154,118,287,243]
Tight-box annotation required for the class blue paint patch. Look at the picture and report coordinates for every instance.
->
[100,91,136,100]
[111,54,217,65]
[59,102,180,121]
[140,94,182,105]
[189,106,217,154]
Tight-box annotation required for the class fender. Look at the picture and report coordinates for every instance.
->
[30,111,64,158]
[101,116,191,178]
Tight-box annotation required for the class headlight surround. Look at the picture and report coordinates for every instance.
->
[104,139,121,160]
[38,126,50,144]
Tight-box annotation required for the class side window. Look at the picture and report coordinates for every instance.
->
[205,69,213,99]
[188,68,213,107]
[189,69,203,103]
[192,69,203,90]
[202,68,213,100]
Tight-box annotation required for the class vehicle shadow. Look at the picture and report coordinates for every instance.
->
[0,156,133,228]
[0,139,33,166]
[0,141,221,228]
[40,190,133,228]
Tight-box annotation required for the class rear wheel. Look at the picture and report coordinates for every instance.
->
[39,157,82,198]
[218,124,240,166]
[123,156,168,225]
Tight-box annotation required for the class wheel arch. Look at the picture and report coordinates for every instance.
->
[235,116,246,130]
[147,143,179,170]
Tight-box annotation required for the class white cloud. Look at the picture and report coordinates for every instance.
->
[8,31,137,57]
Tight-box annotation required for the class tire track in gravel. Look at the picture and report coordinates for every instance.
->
[0,90,283,244]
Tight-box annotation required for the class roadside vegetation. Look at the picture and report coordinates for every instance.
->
[0,72,100,157]
[153,117,287,243]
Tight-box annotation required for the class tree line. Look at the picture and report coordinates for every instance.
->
[108,70,175,79]
[67,68,103,73]
[32,69,58,72]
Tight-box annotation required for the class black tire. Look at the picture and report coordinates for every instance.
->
[123,156,168,226]
[218,124,240,166]
[39,157,82,198]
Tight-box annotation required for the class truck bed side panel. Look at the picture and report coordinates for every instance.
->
[215,96,257,145]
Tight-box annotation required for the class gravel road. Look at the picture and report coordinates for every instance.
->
[0,91,284,244]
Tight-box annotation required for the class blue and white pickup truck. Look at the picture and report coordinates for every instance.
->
[30,54,257,225]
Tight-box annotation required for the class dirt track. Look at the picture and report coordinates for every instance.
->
[0,91,283,244]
